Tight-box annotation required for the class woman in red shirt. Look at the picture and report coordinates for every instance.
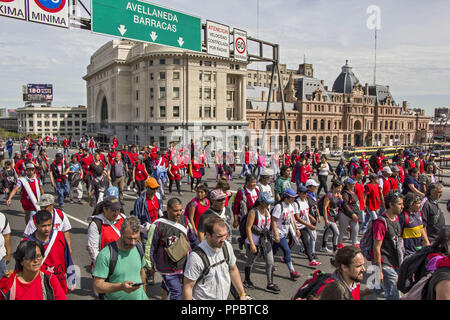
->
[186,184,210,234]
[133,155,149,195]
[0,240,66,300]
[190,159,202,192]
[168,160,182,195]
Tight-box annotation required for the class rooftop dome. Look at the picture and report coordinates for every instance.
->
[332,60,360,94]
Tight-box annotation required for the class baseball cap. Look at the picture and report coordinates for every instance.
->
[260,168,274,176]
[369,173,378,180]
[137,155,144,161]
[25,163,35,169]
[257,192,275,204]
[305,179,320,187]
[297,185,308,193]
[55,153,64,159]
[283,188,297,198]
[210,189,228,201]
[25,153,33,160]
[37,194,55,207]
[344,178,355,185]
[145,177,160,189]
[106,186,119,198]
[391,166,400,172]
[103,196,122,211]
[383,166,393,174]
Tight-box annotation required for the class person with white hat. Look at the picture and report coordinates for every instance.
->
[6,163,44,225]
[378,166,393,215]
[258,168,274,199]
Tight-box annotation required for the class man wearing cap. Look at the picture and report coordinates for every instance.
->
[23,193,73,253]
[389,166,401,193]
[378,166,393,214]
[87,196,127,269]
[197,189,233,243]
[49,153,70,209]
[6,163,44,225]
[132,177,163,242]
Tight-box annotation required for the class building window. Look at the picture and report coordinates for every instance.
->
[37,121,42,126]
[173,87,180,99]
[199,106,202,118]
[136,108,139,118]
[173,58,180,65]
[204,106,211,118]
[199,88,202,99]
[204,88,211,100]
[150,73,154,80]
[52,121,57,126]
[160,72,166,80]
[205,61,212,67]
[173,72,180,80]
[149,60,153,66]
[150,88,154,99]
[160,59,166,65]
[52,114,57,118]
[135,90,139,101]
[67,121,72,126]
[160,87,166,99]
[227,91,234,101]
[135,76,139,84]
[150,106,154,117]
[173,106,180,117]
[204,73,212,81]
[160,106,166,117]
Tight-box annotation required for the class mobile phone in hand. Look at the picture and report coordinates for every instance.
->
[131,282,143,287]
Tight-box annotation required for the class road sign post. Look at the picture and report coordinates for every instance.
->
[91,0,202,52]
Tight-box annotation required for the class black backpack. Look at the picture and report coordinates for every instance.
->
[192,244,230,286]
[397,246,434,294]
[98,241,144,300]
[292,270,333,300]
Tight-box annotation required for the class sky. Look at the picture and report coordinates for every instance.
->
[1,0,449,116]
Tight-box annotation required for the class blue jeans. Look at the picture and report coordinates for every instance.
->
[372,265,400,300]
[361,210,379,232]
[0,257,6,278]
[55,180,70,207]
[272,236,292,265]
[239,163,251,177]
[161,274,183,300]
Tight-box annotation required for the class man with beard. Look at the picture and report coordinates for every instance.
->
[318,246,370,300]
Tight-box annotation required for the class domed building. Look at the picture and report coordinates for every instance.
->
[332,60,361,94]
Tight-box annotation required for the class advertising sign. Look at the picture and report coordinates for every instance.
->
[24,84,53,101]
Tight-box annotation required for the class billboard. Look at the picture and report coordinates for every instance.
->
[24,84,53,101]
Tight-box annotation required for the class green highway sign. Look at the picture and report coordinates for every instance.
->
[91,0,202,52]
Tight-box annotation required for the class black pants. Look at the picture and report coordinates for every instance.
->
[136,180,145,195]
[191,178,201,191]
[300,230,314,262]
[169,179,181,193]
[317,174,328,196]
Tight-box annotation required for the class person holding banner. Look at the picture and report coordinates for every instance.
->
[6,163,44,225]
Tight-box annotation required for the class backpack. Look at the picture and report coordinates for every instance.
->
[317,193,329,217]
[291,270,334,300]
[359,216,387,262]
[192,244,230,286]
[98,241,144,300]
[397,246,433,294]
[400,272,433,300]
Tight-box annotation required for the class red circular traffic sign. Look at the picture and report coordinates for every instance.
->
[235,37,246,54]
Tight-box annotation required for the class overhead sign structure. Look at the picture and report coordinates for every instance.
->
[91,0,202,52]
[206,20,230,58]
[24,84,53,102]
[233,28,247,61]
[0,0,26,20]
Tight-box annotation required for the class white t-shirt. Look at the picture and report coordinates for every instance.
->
[271,201,295,238]
[24,208,71,236]
[245,208,271,246]
[318,163,330,176]
[257,183,273,198]
[184,240,236,300]
[293,199,311,230]
[0,212,11,260]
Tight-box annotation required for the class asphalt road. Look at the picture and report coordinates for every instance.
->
[2,145,449,300]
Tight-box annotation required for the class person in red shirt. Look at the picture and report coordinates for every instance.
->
[354,168,365,218]
[359,153,372,177]
[168,159,182,195]
[283,149,291,168]
[378,166,393,214]
[23,210,75,294]
[150,141,158,161]
[63,137,70,157]
[112,136,119,149]
[0,240,67,300]
[88,137,96,155]
[126,145,139,192]
[133,155,149,195]
[190,158,202,192]
[185,184,210,234]
[107,147,117,166]
[80,148,94,189]
[361,173,381,233]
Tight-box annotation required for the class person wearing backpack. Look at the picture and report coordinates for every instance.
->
[337,178,361,249]
[183,215,248,300]
[93,216,148,300]
[371,191,404,300]
[320,180,343,254]
[232,175,260,230]
[243,192,280,293]
[87,196,127,271]
[399,193,430,257]
[146,198,199,300]
[293,186,320,266]
[274,165,292,202]
[0,240,67,300]
[272,188,301,280]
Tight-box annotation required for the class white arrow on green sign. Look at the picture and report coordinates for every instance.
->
[91,0,202,52]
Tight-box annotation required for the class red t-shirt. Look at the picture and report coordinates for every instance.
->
[300,164,311,183]
[354,180,365,211]
[170,164,181,180]
[364,183,381,211]
[134,163,148,181]
[8,272,67,300]
[146,195,160,223]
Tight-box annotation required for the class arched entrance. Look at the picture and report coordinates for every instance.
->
[100,97,108,129]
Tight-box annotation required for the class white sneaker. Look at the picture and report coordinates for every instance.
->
[320,247,333,253]
[127,186,131,191]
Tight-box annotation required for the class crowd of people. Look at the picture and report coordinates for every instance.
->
[0,136,448,301]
